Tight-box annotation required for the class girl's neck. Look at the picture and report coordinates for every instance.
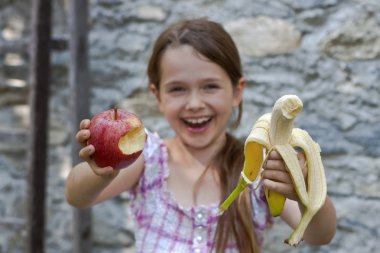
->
[165,135,225,208]
[168,134,226,168]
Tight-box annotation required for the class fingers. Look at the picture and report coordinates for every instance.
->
[263,179,298,201]
[76,118,119,178]
[80,119,91,129]
[265,158,286,171]
[262,169,292,184]
[79,145,95,161]
[79,145,119,178]
[267,150,282,160]
[262,149,308,201]
[91,163,119,178]
[76,119,91,146]
[297,151,308,179]
[76,130,90,146]
[262,151,289,191]
[265,150,287,173]
[266,150,307,179]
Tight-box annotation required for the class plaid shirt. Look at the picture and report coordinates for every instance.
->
[128,131,273,253]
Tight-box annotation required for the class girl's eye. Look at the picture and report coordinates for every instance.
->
[168,86,186,93]
[204,84,220,90]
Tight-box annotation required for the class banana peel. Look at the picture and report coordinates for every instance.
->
[219,95,327,246]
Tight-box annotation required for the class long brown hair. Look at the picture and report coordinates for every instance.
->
[147,18,260,252]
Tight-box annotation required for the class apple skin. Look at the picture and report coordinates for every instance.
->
[88,108,146,169]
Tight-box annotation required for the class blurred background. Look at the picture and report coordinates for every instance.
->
[1,0,379,252]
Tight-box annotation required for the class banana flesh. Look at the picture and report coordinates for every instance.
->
[219,95,327,247]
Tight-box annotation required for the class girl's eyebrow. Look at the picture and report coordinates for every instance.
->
[162,76,222,87]
[162,80,184,87]
[202,77,221,82]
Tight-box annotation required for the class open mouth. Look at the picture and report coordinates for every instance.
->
[182,117,212,132]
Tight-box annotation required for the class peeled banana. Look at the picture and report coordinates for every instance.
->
[219,95,327,246]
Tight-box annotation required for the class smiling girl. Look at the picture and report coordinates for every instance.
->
[65,18,336,252]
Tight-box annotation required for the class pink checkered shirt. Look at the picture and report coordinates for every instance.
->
[128,131,273,253]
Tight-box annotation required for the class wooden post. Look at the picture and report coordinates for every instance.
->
[27,0,51,252]
[68,0,92,252]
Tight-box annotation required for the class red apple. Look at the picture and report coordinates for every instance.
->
[88,108,146,169]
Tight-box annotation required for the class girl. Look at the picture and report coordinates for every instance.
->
[65,18,336,252]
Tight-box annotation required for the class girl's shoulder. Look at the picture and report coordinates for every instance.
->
[142,129,169,173]
[143,130,175,159]
[249,181,274,237]
[126,129,169,200]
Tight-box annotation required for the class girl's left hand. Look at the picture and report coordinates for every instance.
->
[262,150,307,201]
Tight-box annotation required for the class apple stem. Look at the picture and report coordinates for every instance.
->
[114,107,118,120]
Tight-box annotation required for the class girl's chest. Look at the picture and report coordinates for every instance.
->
[165,160,221,209]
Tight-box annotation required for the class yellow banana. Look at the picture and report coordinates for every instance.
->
[219,95,327,247]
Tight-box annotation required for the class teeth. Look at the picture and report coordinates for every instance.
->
[185,117,210,124]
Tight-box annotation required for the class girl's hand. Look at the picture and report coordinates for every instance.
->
[262,150,307,201]
[76,119,119,178]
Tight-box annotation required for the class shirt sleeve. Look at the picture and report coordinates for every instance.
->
[250,180,274,244]
[127,129,167,207]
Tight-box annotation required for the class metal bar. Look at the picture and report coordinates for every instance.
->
[68,0,92,252]
[27,0,51,252]
[0,37,68,54]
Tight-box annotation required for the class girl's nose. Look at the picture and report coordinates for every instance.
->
[185,91,205,110]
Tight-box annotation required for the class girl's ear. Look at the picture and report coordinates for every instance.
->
[232,77,246,107]
[149,84,160,102]
[149,84,164,112]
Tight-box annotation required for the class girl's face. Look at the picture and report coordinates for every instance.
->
[150,45,245,150]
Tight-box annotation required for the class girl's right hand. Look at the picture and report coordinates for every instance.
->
[76,119,119,178]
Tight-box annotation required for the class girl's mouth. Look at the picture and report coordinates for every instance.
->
[182,117,212,133]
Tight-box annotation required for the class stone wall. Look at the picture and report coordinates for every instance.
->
[1,0,379,252]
